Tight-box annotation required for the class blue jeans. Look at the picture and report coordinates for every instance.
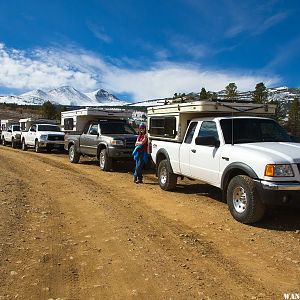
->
[134,155,144,180]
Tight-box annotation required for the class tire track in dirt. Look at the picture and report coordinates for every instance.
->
[1,146,299,299]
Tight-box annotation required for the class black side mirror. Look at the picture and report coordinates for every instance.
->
[195,136,220,147]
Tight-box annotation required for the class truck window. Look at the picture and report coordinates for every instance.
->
[99,122,136,134]
[64,118,74,130]
[30,125,36,132]
[197,121,219,140]
[38,125,61,132]
[89,124,99,135]
[149,117,176,138]
[184,122,197,144]
[220,118,291,144]
[12,125,20,131]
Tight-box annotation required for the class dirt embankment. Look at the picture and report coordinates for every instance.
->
[0,146,299,300]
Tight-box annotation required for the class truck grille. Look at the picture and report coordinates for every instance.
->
[125,140,135,149]
[47,135,64,141]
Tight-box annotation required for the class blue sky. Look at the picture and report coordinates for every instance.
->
[0,0,299,101]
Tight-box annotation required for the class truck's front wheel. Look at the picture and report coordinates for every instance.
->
[22,139,27,151]
[99,149,112,171]
[12,138,17,148]
[227,175,265,224]
[35,140,42,153]
[69,145,80,163]
[158,159,177,191]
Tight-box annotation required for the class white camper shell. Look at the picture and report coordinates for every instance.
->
[147,101,276,142]
[1,119,18,131]
[61,107,132,132]
[19,118,58,131]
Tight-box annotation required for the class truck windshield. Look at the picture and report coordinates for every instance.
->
[100,122,136,135]
[12,125,20,131]
[220,118,291,144]
[38,125,61,132]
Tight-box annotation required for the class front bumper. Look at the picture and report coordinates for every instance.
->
[38,140,65,148]
[108,146,134,160]
[254,179,300,206]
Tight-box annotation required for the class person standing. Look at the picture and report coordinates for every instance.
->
[132,123,148,183]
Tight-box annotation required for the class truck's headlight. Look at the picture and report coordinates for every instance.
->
[111,140,124,146]
[40,135,48,141]
[264,164,294,177]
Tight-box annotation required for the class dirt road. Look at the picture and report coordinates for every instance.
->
[0,146,299,300]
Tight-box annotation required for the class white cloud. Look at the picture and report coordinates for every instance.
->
[169,34,210,59]
[0,43,280,101]
[87,23,112,43]
[104,64,279,100]
[0,44,98,91]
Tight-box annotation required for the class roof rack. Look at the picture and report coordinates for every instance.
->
[148,100,276,116]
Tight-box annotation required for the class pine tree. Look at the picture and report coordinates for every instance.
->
[252,82,268,104]
[212,92,218,100]
[41,101,57,119]
[225,83,237,100]
[287,98,300,137]
[200,87,208,100]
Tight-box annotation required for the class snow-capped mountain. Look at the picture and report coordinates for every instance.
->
[48,86,93,106]
[0,86,127,106]
[85,89,126,106]
[129,87,300,107]
[20,89,53,105]
[0,85,299,108]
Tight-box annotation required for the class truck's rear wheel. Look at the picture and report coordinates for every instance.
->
[99,149,112,171]
[227,175,265,224]
[69,145,80,163]
[35,140,42,153]
[158,159,177,191]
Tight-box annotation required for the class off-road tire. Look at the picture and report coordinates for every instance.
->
[227,175,265,224]
[69,144,80,163]
[99,149,112,171]
[158,159,177,191]
[35,140,42,153]
[12,139,17,149]
[46,145,52,153]
[2,138,7,146]
[22,139,27,151]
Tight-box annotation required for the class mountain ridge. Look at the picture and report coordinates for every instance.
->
[0,86,127,107]
[0,86,299,107]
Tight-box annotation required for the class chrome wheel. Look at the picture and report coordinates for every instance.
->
[159,165,167,186]
[69,146,75,161]
[232,186,247,213]
[99,152,105,169]
[22,140,27,151]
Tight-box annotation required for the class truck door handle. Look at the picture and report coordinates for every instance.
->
[191,149,196,153]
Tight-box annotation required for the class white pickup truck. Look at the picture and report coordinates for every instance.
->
[1,124,22,148]
[148,101,300,224]
[21,123,65,152]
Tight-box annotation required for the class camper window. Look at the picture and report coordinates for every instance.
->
[64,118,74,131]
[149,117,176,138]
